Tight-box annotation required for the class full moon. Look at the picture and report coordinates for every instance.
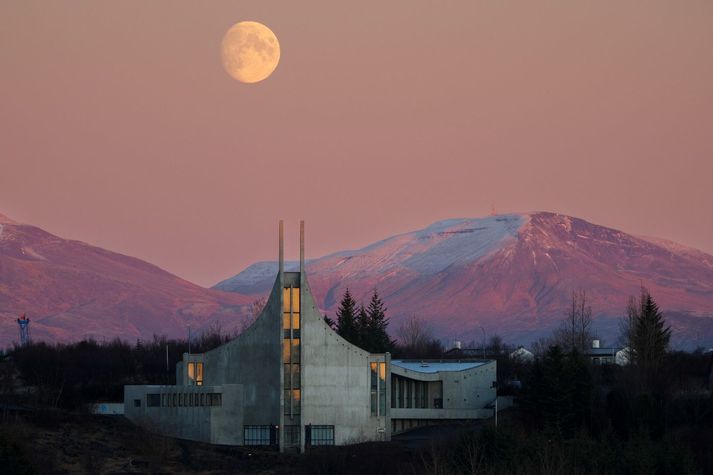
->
[221,21,280,84]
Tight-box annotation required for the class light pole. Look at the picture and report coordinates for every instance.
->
[480,326,486,360]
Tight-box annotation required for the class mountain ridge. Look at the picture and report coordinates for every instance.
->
[0,213,251,348]
[216,212,713,348]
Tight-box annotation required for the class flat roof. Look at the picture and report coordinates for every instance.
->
[391,360,488,374]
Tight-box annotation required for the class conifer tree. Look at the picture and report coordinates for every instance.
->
[335,288,359,344]
[365,290,394,353]
[627,289,671,373]
[356,304,369,349]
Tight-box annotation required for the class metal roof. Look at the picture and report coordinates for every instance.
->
[391,360,487,374]
[587,348,622,356]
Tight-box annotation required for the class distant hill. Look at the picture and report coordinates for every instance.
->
[216,212,713,349]
[0,212,250,348]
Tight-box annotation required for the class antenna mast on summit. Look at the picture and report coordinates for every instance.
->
[17,314,30,346]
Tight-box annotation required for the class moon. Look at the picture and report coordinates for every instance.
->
[221,21,280,84]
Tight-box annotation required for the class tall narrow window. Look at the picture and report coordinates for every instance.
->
[188,362,195,381]
[195,362,203,386]
[391,377,397,408]
[283,285,300,418]
[370,362,378,415]
[378,362,386,415]
[406,380,412,408]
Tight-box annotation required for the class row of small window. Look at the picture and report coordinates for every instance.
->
[243,425,334,446]
[143,392,222,408]
[391,377,430,409]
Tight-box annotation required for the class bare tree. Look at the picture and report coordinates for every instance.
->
[242,296,267,331]
[554,290,594,352]
[398,315,429,350]
[397,315,443,358]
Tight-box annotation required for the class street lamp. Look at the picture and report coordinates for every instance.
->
[480,326,486,360]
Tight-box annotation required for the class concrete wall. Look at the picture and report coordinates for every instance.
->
[201,274,283,427]
[390,360,496,425]
[124,384,244,445]
[300,275,390,448]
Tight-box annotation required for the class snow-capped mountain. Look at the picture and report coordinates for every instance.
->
[216,212,713,348]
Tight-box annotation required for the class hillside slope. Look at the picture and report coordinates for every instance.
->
[216,213,713,347]
[0,213,250,347]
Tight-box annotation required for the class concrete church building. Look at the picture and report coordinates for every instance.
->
[124,222,496,452]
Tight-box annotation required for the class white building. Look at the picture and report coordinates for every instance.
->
[124,222,497,452]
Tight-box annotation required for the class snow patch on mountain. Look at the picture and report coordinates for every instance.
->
[216,214,529,292]
[214,261,299,293]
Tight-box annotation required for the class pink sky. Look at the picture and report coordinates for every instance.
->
[1,1,712,287]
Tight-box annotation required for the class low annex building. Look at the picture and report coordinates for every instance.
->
[124,222,496,452]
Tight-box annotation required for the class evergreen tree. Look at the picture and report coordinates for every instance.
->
[335,289,359,344]
[323,315,335,329]
[521,345,592,438]
[364,290,394,353]
[627,289,671,374]
[356,304,369,349]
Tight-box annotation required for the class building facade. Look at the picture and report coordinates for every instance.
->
[124,222,496,452]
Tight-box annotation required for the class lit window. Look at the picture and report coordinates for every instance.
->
[187,361,204,386]
[282,287,300,313]
[284,389,301,415]
[284,363,300,389]
[196,362,203,386]
[282,339,300,364]
[370,362,378,415]
[379,362,386,415]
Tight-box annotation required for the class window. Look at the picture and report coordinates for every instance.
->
[370,362,378,415]
[208,393,222,407]
[195,362,203,385]
[398,377,404,408]
[379,362,386,415]
[244,425,276,446]
[391,377,397,408]
[187,361,204,386]
[200,393,205,406]
[172,393,177,407]
[283,285,301,418]
[308,425,335,446]
[283,340,300,364]
[406,380,412,408]
[284,389,301,415]
[282,287,300,321]
[284,363,300,389]
[134,399,141,408]
[284,425,300,447]
[146,393,160,407]
[161,394,167,407]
